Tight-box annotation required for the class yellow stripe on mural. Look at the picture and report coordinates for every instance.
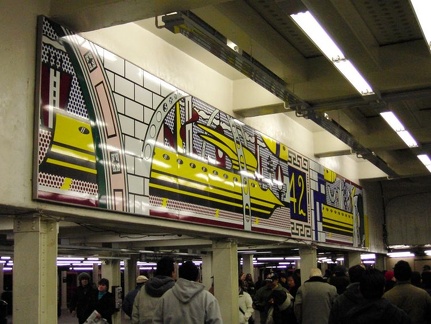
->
[322,204,354,226]
[149,183,243,208]
[51,144,96,162]
[46,158,97,174]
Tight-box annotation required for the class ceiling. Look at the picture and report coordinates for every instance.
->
[5,0,431,263]
[145,0,431,181]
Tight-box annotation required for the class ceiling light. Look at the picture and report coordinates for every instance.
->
[410,0,431,53]
[387,251,414,258]
[380,111,418,147]
[417,154,431,172]
[290,11,374,96]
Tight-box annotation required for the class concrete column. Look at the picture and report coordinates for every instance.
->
[0,263,4,296]
[13,215,58,323]
[61,270,68,309]
[93,263,100,283]
[201,253,213,291]
[212,240,238,323]
[101,259,121,324]
[242,254,254,277]
[346,252,362,269]
[375,253,386,271]
[124,255,138,294]
[298,246,317,285]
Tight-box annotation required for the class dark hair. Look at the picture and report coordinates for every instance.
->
[360,269,384,299]
[156,256,175,277]
[349,264,365,283]
[98,278,109,290]
[179,261,199,281]
[394,260,412,281]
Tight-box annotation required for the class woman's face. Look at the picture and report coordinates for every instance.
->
[287,276,295,288]
[98,283,108,292]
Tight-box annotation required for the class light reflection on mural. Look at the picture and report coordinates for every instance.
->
[34,16,364,247]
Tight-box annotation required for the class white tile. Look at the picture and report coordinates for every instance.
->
[135,85,152,107]
[125,98,143,121]
[113,93,124,114]
[115,75,134,99]
[104,52,124,76]
[128,174,144,195]
[135,121,148,141]
[135,157,151,177]
[125,61,144,86]
[124,135,143,157]
[143,106,153,124]
[144,71,161,94]
[119,114,135,137]
[125,154,135,173]
[153,93,163,111]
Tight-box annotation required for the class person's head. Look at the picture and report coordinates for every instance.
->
[279,273,287,284]
[98,278,109,292]
[384,270,394,282]
[155,256,176,278]
[78,272,91,286]
[393,260,412,281]
[360,269,385,299]
[240,272,246,281]
[349,264,366,283]
[269,289,290,311]
[265,273,279,288]
[245,273,253,281]
[423,265,431,272]
[287,274,297,288]
[136,275,148,286]
[309,268,323,278]
[179,261,199,282]
[333,265,347,277]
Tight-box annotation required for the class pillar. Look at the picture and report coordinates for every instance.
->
[13,215,58,323]
[61,270,67,309]
[201,253,213,291]
[346,252,362,269]
[375,253,386,271]
[298,246,317,285]
[212,240,238,323]
[101,259,121,324]
[242,254,254,278]
[124,255,138,295]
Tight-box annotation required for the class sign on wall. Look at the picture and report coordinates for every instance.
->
[34,16,364,247]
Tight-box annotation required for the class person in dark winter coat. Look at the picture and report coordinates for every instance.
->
[328,265,350,295]
[329,264,365,323]
[94,278,117,324]
[69,272,97,324]
[383,260,431,324]
[122,275,148,317]
[329,268,411,324]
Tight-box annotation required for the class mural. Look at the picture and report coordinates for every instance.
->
[34,16,364,247]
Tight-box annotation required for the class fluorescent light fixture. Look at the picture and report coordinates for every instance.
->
[380,111,418,147]
[387,251,414,258]
[257,257,285,261]
[410,0,431,53]
[361,253,376,260]
[425,250,431,256]
[290,11,374,96]
[417,154,431,172]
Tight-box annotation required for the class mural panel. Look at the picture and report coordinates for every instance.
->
[34,17,364,247]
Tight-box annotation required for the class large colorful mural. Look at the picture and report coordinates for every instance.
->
[34,16,365,247]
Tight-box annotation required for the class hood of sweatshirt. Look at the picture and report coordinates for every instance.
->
[171,278,205,304]
[145,275,175,297]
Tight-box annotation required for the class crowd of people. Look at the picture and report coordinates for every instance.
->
[69,258,431,324]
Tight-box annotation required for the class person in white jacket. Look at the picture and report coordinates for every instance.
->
[239,279,254,324]
[153,261,223,324]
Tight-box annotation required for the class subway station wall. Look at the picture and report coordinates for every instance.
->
[34,17,365,248]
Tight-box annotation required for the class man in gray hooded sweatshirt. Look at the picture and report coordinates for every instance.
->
[153,260,223,324]
[131,256,176,324]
